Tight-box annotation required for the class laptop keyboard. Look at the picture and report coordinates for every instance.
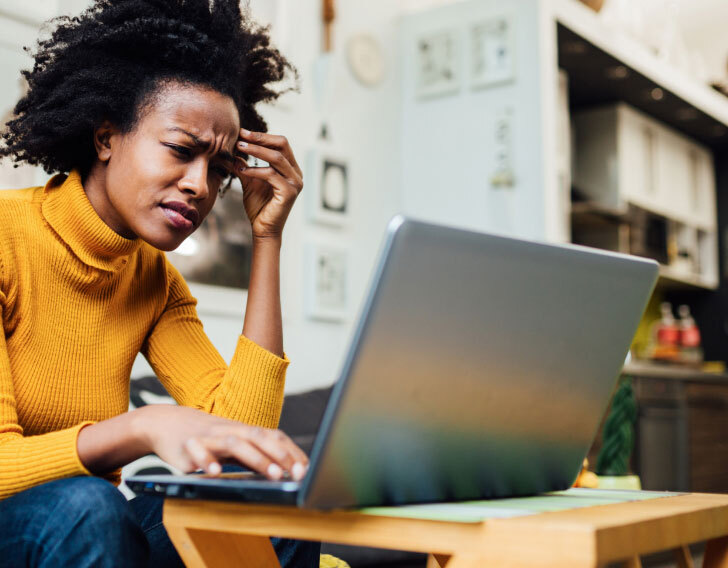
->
[194,471,295,481]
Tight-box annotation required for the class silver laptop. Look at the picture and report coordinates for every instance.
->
[128,215,658,509]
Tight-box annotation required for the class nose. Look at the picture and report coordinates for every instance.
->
[178,162,210,201]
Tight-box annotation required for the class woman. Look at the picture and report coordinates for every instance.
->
[0,0,319,565]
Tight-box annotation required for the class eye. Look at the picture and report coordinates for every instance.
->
[165,144,191,158]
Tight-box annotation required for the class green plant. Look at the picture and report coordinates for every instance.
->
[596,376,637,476]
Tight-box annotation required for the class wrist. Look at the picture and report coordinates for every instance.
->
[130,405,156,454]
[252,234,282,249]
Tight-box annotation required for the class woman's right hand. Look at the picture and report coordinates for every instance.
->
[134,405,309,481]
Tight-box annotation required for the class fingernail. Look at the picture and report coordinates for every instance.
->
[292,462,306,480]
[267,464,283,479]
[238,140,248,148]
[241,128,251,136]
[209,462,221,475]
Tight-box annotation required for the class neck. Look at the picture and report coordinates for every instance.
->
[83,162,137,239]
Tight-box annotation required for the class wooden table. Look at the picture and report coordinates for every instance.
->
[163,492,728,567]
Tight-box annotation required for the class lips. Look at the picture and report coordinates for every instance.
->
[159,201,200,230]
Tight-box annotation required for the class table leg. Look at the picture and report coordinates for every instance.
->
[165,525,208,568]
[427,554,451,567]
[166,524,280,568]
[673,545,694,568]
[704,536,728,568]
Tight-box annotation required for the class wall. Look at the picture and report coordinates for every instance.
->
[191,0,406,393]
[399,0,557,241]
[642,0,728,83]
[5,0,727,394]
[0,11,48,189]
[0,0,404,394]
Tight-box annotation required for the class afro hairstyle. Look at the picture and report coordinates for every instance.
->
[0,0,297,175]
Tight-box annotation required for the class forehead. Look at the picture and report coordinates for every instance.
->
[144,83,240,143]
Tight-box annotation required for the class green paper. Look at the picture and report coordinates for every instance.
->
[358,487,680,523]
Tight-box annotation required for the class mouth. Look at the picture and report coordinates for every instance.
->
[159,201,200,230]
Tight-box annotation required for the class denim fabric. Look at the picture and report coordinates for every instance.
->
[0,472,320,567]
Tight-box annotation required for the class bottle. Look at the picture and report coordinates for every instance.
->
[678,304,703,366]
[652,302,680,362]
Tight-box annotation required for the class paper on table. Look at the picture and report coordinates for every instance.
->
[359,487,680,523]
[556,487,679,501]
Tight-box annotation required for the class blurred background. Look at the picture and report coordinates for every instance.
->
[2,1,728,563]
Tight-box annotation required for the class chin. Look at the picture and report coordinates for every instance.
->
[138,227,190,252]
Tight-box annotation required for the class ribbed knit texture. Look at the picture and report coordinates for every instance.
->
[0,171,289,500]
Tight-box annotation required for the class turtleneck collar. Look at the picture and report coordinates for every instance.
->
[41,169,142,272]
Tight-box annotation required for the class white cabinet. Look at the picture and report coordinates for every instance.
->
[400,0,727,289]
[574,103,716,229]
[619,110,659,214]
[572,103,718,288]
[687,147,717,231]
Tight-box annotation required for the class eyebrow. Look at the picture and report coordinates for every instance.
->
[166,127,236,164]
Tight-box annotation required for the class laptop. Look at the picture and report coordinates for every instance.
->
[127,215,658,509]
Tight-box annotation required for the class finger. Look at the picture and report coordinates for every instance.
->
[184,437,222,476]
[239,129,302,176]
[284,437,310,481]
[271,429,310,468]
[235,426,299,475]
[204,429,309,481]
[216,435,283,480]
[236,141,302,187]
[214,427,304,479]
[238,165,303,199]
[246,428,310,482]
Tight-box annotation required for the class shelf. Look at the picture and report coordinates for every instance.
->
[570,203,717,289]
[554,0,728,148]
[623,361,728,383]
[658,264,717,290]
[570,201,628,220]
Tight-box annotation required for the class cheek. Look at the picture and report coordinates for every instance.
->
[199,193,219,221]
[108,144,177,215]
[130,142,176,182]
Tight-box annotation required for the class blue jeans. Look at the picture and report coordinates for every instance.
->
[0,474,320,567]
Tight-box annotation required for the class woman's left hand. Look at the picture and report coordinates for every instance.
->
[234,128,303,240]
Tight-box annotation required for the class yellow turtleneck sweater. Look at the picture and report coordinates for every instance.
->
[0,170,289,500]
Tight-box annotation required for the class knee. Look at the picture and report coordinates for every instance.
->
[59,477,131,526]
[41,477,149,565]
[49,476,146,551]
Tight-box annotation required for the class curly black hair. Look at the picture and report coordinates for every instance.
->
[0,0,297,175]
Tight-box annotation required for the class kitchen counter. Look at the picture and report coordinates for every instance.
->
[623,361,728,383]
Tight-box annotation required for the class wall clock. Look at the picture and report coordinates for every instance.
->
[346,33,385,87]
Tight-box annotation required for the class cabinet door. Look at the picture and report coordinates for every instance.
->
[687,383,728,492]
[688,147,717,230]
[620,111,659,213]
[654,129,692,222]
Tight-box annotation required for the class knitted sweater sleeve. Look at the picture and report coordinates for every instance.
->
[141,261,288,429]
[0,249,93,500]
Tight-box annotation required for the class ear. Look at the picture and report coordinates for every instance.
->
[93,121,118,163]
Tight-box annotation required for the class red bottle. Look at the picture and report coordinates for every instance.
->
[652,302,680,362]
[678,304,702,366]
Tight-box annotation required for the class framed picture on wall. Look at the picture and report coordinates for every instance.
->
[414,29,461,99]
[305,149,350,227]
[167,181,253,290]
[470,16,515,89]
[304,243,349,322]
